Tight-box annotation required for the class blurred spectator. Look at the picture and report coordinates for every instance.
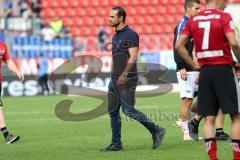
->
[97,27,107,52]
[50,17,63,38]
[3,0,13,18]
[30,0,41,17]
[18,0,32,19]
[41,23,55,42]
[0,31,5,42]
[73,36,85,54]
[237,21,240,38]
[37,53,49,95]
[60,26,71,39]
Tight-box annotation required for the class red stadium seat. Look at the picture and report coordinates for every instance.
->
[65,7,77,17]
[93,17,105,26]
[126,16,135,25]
[154,15,165,24]
[146,6,157,15]
[144,16,154,24]
[166,5,178,14]
[39,1,48,8]
[48,0,59,8]
[71,27,81,36]
[96,7,108,16]
[141,25,152,34]
[158,0,168,5]
[86,7,97,16]
[139,0,150,5]
[55,8,65,17]
[164,14,175,24]
[72,17,84,26]
[131,0,141,6]
[156,6,167,14]
[40,8,56,17]
[152,25,163,34]
[78,0,89,6]
[136,6,147,15]
[83,17,94,26]
[140,36,151,44]
[62,17,73,26]
[59,0,69,7]
[126,6,137,15]
[98,0,110,6]
[135,16,145,25]
[149,0,158,5]
[68,0,79,7]
[119,0,129,6]
[175,4,185,14]
[87,36,98,45]
[75,9,87,16]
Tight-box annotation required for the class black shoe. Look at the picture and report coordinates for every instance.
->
[152,127,166,149]
[215,132,230,141]
[5,134,20,144]
[100,144,123,152]
[188,121,199,141]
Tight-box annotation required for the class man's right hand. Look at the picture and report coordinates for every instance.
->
[235,62,240,79]
[179,68,187,81]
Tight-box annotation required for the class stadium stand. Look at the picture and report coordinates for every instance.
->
[2,0,240,58]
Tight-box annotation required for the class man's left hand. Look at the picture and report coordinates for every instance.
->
[117,74,127,86]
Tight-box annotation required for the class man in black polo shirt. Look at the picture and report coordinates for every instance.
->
[101,6,166,152]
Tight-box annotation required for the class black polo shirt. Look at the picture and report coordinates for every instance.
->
[111,25,139,81]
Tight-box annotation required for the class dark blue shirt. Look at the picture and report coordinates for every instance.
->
[173,16,194,71]
[111,25,139,81]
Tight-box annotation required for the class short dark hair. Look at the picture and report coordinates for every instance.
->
[112,6,127,22]
[184,0,200,11]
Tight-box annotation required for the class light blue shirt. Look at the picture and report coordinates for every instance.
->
[37,58,48,77]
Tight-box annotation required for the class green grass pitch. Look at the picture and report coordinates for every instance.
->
[0,93,232,160]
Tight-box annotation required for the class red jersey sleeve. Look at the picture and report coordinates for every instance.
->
[222,13,235,34]
[3,45,11,62]
[181,20,192,38]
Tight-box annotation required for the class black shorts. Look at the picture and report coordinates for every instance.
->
[0,83,3,107]
[198,65,240,116]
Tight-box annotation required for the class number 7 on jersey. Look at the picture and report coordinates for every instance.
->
[199,21,211,50]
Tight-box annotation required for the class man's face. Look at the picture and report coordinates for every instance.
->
[187,2,201,17]
[108,10,120,27]
[217,0,228,11]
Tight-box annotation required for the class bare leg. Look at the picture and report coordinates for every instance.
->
[215,109,224,129]
[0,107,6,128]
[181,98,193,121]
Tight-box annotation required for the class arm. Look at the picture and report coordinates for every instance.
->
[175,35,200,70]
[6,59,24,81]
[117,47,138,86]
[225,32,240,78]
[225,32,240,62]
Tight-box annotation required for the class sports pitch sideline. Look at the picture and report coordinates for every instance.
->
[0,93,232,160]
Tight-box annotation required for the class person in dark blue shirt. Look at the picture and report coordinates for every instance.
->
[101,6,166,152]
[173,0,201,141]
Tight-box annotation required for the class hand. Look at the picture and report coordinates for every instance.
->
[117,74,127,86]
[195,72,200,84]
[179,68,187,81]
[235,62,240,79]
[17,72,24,81]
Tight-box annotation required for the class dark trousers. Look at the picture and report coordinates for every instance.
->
[108,79,158,145]
[38,74,49,95]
